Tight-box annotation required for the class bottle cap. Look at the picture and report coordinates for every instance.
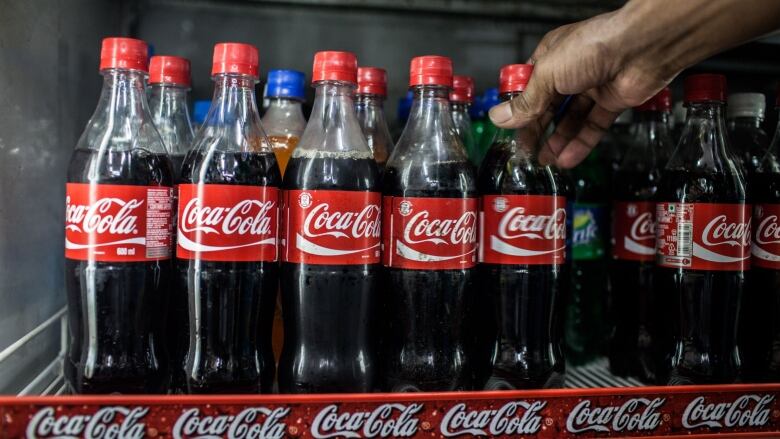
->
[409,55,452,87]
[483,87,500,109]
[100,37,148,72]
[211,42,259,78]
[312,51,358,84]
[469,95,485,118]
[450,75,474,103]
[193,100,210,125]
[635,87,671,112]
[684,73,726,103]
[266,69,305,100]
[149,56,190,86]
[499,64,533,94]
[357,67,387,96]
[727,92,765,119]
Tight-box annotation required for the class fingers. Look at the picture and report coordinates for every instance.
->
[552,104,619,169]
[489,62,559,129]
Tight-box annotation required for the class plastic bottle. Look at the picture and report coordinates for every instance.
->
[355,66,393,168]
[727,92,769,175]
[476,87,500,165]
[262,69,307,175]
[450,75,477,162]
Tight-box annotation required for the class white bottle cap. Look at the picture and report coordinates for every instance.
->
[727,93,766,120]
[672,101,686,126]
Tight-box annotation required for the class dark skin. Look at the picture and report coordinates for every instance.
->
[489,0,780,168]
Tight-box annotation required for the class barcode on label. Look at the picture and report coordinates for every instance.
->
[677,221,692,256]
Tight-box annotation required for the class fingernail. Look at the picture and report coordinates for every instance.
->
[489,102,512,125]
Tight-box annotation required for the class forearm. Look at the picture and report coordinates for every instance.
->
[613,0,780,80]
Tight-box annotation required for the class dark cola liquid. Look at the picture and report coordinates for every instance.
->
[382,160,477,392]
[610,169,661,384]
[170,154,185,181]
[656,168,745,385]
[279,154,380,393]
[65,148,174,394]
[478,140,566,390]
[176,150,280,394]
[744,170,780,382]
[168,152,184,392]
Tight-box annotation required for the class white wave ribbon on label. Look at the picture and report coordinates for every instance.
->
[395,240,474,262]
[296,233,379,256]
[693,243,749,263]
[623,237,655,255]
[752,244,780,262]
[491,236,564,256]
[65,237,146,250]
[178,233,276,252]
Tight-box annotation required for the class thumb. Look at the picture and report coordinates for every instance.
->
[489,64,557,129]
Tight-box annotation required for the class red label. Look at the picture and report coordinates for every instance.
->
[753,204,780,269]
[177,184,279,262]
[656,202,751,271]
[479,195,566,265]
[612,201,656,261]
[65,183,172,262]
[282,190,381,265]
[383,196,478,270]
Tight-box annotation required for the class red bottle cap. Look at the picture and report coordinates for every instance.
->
[312,51,358,84]
[409,56,452,87]
[450,75,474,103]
[357,67,387,96]
[149,56,191,87]
[684,73,726,103]
[99,37,148,72]
[211,43,259,78]
[499,64,533,94]
[635,87,672,112]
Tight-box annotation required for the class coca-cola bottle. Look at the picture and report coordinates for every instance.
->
[479,64,566,389]
[609,88,674,383]
[355,67,393,168]
[176,42,280,393]
[744,89,780,382]
[450,75,477,162]
[476,87,501,165]
[148,55,194,179]
[382,55,478,391]
[65,37,174,394]
[279,51,380,393]
[727,92,769,175]
[656,74,750,385]
[262,69,307,175]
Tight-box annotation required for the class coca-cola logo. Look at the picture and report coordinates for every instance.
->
[310,403,422,438]
[682,394,774,429]
[755,214,780,245]
[65,196,142,235]
[26,406,148,439]
[303,203,381,240]
[180,198,274,236]
[439,401,546,437]
[629,212,655,241]
[497,207,566,241]
[172,407,289,439]
[702,215,750,247]
[403,210,477,246]
[565,398,664,434]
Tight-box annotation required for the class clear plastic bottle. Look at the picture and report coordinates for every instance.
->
[176,42,281,394]
[355,66,393,169]
[148,55,194,179]
[476,87,501,165]
[450,75,477,162]
[382,55,478,391]
[279,51,380,393]
[261,69,307,175]
[64,37,174,394]
[727,92,769,175]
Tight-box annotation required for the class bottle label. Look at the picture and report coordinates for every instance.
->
[65,183,173,262]
[479,194,566,265]
[572,203,607,260]
[752,204,780,269]
[612,201,656,261]
[177,184,279,262]
[383,196,478,269]
[282,189,381,265]
[656,202,751,271]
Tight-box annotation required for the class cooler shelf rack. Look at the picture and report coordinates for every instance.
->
[1,307,778,438]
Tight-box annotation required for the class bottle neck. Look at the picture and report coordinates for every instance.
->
[406,85,456,141]
[670,101,734,172]
[148,84,194,155]
[450,102,470,114]
[728,115,763,130]
[264,97,304,121]
[208,74,260,121]
[621,110,672,171]
[355,94,389,126]
[98,69,150,125]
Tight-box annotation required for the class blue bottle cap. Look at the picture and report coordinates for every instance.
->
[266,69,305,101]
[483,87,500,109]
[397,90,414,122]
[469,94,485,119]
[193,100,211,125]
